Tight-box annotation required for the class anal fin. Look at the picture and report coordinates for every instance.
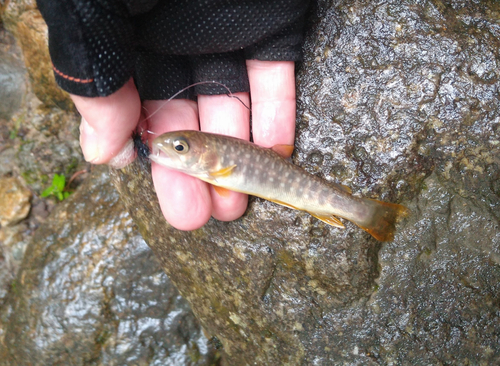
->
[265,197,345,229]
[308,212,345,228]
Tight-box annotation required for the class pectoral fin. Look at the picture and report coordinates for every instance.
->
[209,165,237,179]
[271,144,294,159]
[213,185,232,198]
[308,212,345,228]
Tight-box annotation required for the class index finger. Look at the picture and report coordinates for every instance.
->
[146,99,213,231]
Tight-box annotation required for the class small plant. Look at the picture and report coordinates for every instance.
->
[9,114,24,139]
[41,174,70,201]
[9,128,18,140]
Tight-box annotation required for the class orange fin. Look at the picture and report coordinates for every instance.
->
[267,198,300,210]
[209,165,237,179]
[264,197,345,229]
[356,200,410,242]
[213,185,232,198]
[262,197,302,211]
[309,212,345,228]
[335,183,352,194]
[271,144,294,159]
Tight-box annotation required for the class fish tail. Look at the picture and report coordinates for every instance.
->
[356,199,410,242]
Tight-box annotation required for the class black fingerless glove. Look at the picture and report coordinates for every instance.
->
[36,0,310,99]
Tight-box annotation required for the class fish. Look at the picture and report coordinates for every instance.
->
[149,130,409,241]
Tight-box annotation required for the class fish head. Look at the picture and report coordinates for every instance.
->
[150,130,218,176]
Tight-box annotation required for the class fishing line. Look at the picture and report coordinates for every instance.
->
[134,81,249,159]
[139,80,250,124]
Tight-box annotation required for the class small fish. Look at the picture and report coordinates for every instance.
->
[150,130,409,241]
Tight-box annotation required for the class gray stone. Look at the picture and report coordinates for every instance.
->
[0,177,31,226]
[0,167,218,365]
[0,29,26,121]
[1,0,499,365]
[111,1,500,364]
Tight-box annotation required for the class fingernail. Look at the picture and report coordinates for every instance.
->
[79,117,101,163]
[108,138,135,169]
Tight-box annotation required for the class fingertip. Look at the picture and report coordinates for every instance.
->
[246,60,296,147]
[198,93,250,222]
[72,78,141,165]
[198,92,250,140]
[79,116,101,163]
[210,189,248,222]
[152,163,212,231]
[144,99,199,134]
[108,138,136,169]
[146,98,212,230]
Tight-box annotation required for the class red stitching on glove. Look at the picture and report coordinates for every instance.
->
[53,65,94,83]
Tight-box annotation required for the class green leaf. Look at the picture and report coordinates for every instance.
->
[41,186,55,198]
[41,173,71,201]
[53,174,66,191]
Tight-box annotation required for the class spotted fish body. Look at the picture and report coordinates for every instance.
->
[150,130,408,241]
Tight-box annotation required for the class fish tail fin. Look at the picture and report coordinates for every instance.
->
[356,199,410,242]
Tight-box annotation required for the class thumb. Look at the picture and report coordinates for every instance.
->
[71,78,141,168]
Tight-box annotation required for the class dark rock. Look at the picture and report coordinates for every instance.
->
[0,167,218,365]
[0,23,89,321]
[1,0,499,365]
[111,1,500,364]
[1,9,219,365]
[0,28,25,121]
[112,156,381,364]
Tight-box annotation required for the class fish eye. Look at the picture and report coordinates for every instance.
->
[173,138,189,154]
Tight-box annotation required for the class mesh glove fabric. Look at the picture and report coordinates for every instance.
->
[36,0,310,99]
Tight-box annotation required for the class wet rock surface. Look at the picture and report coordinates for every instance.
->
[0,177,31,226]
[111,1,500,364]
[0,167,218,365]
[1,0,499,365]
[1,13,217,365]
[2,0,73,110]
[0,19,85,319]
[0,28,25,121]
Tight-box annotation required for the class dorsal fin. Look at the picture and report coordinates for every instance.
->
[271,144,294,159]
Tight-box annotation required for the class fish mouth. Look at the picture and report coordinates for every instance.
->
[149,145,172,166]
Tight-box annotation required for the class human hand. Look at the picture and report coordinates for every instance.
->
[39,0,308,229]
[72,59,296,230]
